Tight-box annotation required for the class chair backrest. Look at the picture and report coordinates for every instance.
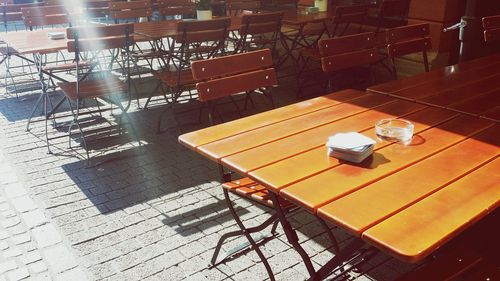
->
[227,0,261,16]
[1,2,43,30]
[191,49,278,102]
[386,23,431,58]
[332,4,372,24]
[66,23,134,53]
[386,23,431,77]
[482,15,500,42]
[330,3,372,36]
[108,0,152,21]
[175,17,230,44]
[157,0,195,18]
[319,32,381,73]
[21,5,71,30]
[236,12,283,53]
[374,0,410,33]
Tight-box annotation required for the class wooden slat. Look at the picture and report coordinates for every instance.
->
[362,157,500,263]
[450,90,500,116]
[222,100,426,174]
[178,89,367,150]
[197,94,393,161]
[249,107,458,194]
[367,54,500,95]
[421,74,500,106]
[196,69,277,102]
[191,49,273,80]
[268,114,492,204]
[317,125,498,236]
[375,62,500,100]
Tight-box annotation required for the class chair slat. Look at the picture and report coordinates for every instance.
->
[319,32,375,56]
[177,18,231,32]
[109,9,153,20]
[196,68,277,102]
[108,0,152,10]
[386,23,430,44]
[388,37,431,57]
[67,23,134,39]
[192,49,273,80]
[321,48,382,73]
[482,15,500,29]
[158,6,194,16]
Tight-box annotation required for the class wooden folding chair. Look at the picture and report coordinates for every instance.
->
[157,0,195,19]
[329,3,372,37]
[297,32,384,96]
[1,2,43,31]
[386,23,431,79]
[482,15,500,42]
[54,23,141,163]
[149,18,230,131]
[21,5,71,30]
[108,0,153,23]
[371,0,410,35]
[234,12,283,59]
[227,0,261,16]
[191,49,278,125]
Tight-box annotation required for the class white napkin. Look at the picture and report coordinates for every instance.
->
[326,132,375,150]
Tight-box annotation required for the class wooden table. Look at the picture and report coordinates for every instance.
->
[179,89,499,279]
[0,18,244,54]
[367,54,500,122]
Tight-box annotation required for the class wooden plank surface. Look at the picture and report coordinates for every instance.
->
[362,156,500,263]
[367,54,500,95]
[179,89,366,151]
[222,100,426,174]
[248,107,459,193]
[317,125,498,236]
[276,115,492,210]
[197,94,393,161]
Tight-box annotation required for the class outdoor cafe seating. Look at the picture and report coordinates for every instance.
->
[0,0,498,280]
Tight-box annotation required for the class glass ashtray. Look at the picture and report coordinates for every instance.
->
[375,119,414,144]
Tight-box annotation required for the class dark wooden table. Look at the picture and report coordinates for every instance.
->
[367,54,500,122]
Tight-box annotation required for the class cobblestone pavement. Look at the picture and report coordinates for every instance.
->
[0,53,414,280]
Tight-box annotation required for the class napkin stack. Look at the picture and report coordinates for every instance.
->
[326,132,376,163]
[48,32,65,40]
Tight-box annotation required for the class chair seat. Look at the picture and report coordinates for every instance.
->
[58,76,127,100]
[153,69,196,87]
[223,177,293,208]
[42,60,94,72]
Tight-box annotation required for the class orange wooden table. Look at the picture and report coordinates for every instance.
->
[179,89,499,279]
[367,54,500,122]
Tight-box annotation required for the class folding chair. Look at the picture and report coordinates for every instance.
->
[227,0,261,16]
[297,32,384,96]
[108,0,153,23]
[320,32,384,88]
[157,0,195,20]
[482,15,500,42]
[21,5,71,31]
[191,49,277,125]
[1,2,43,31]
[234,12,283,60]
[328,3,372,37]
[149,18,230,130]
[386,23,431,79]
[54,23,141,163]
[374,0,410,33]
[193,49,339,276]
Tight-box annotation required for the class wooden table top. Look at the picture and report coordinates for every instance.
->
[179,89,499,263]
[0,17,244,55]
[367,54,500,122]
